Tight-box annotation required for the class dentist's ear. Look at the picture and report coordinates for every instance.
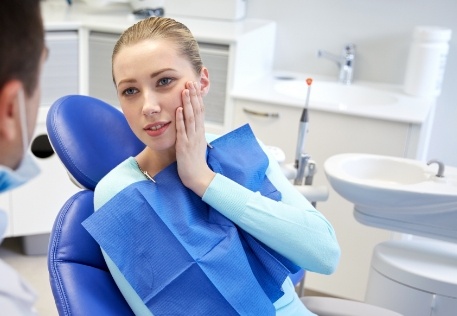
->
[0,80,22,141]
[199,67,210,97]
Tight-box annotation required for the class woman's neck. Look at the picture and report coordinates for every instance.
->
[135,146,176,177]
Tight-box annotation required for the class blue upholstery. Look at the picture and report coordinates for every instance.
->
[46,95,144,190]
[46,95,144,315]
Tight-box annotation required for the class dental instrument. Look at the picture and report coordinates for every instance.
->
[294,78,313,184]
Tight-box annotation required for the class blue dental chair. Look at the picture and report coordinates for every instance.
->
[46,94,307,315]
[46,95,144,315]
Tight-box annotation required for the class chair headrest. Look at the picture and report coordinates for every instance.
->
[46,95,144,191]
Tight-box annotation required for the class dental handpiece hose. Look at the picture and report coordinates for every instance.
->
[294,78,313,170]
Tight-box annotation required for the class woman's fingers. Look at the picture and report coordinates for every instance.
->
[182,86,195,135]
[192,81,205,133]
[176,105,186,140]
[181,81,205,135]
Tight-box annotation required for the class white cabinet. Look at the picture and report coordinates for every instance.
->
[232,98,428,301]
[3,31,81,238]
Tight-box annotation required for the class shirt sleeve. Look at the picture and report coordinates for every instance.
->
[202,141,340,274]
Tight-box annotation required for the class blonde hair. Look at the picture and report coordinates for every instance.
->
[112,17,203,83]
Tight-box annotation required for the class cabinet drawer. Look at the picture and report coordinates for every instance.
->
[233,100,300,163]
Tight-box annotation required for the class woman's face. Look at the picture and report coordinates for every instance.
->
[113,39,208,155]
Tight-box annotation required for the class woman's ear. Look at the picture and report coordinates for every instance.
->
[199,67,210,97]
[0,80,21,141]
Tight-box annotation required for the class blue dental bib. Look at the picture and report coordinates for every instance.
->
[83,124,299,315]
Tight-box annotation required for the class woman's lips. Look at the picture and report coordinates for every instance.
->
[144,122,170,137]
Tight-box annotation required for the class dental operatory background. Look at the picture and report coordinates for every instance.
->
[2,0,457,315]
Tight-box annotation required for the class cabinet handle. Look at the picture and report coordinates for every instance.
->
[243,108,279,118]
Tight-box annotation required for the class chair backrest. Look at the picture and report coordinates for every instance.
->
[46,95,144,315]
[46,95,144,190]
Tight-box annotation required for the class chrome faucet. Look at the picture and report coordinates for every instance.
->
[317,43,356,85]
[427,159,445,177]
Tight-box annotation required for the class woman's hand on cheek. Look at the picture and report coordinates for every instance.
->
[175,81,215,197]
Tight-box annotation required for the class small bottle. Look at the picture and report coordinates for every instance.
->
[403,26,452,97]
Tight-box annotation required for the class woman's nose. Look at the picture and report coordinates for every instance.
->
[142,94,160,116]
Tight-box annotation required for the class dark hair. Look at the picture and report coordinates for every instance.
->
[0,0,44,97]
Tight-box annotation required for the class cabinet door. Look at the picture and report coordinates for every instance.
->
[233,99,413,300]
[88,32,119,107]
[199,43,229,126]
[41,31,79,106]
[233,99,298,163]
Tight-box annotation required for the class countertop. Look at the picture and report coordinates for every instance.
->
[231,71,434,124]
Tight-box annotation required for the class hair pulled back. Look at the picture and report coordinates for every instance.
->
[112,17,203,83]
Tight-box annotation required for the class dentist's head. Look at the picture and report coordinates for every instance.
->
[0,0,46,192]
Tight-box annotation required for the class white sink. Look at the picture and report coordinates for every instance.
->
[324,153,457,242]
[274,79,398,108]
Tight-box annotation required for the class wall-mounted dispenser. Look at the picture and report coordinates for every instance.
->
[403,26,452,97]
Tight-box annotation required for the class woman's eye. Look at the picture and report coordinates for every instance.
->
[123,87,138,96]
[158,78,172,86]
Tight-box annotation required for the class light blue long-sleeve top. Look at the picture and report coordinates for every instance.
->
[93,133,340,315]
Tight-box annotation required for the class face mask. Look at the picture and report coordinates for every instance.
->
[0,89,40,193]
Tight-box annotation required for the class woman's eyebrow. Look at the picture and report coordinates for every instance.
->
[116,78,137,88]
[150,68,177,79]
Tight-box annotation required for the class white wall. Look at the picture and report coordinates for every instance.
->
[245,0,457,167]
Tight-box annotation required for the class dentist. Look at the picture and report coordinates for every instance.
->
[0,1,47,314]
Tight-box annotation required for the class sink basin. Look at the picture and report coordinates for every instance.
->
[324,153,457,242]
[274,79,398,108]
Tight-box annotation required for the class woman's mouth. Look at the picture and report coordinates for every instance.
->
[144,122,170,136]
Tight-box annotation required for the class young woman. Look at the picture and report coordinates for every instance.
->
[86,17,340,315]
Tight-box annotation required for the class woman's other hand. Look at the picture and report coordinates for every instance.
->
[176,81,215,196]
